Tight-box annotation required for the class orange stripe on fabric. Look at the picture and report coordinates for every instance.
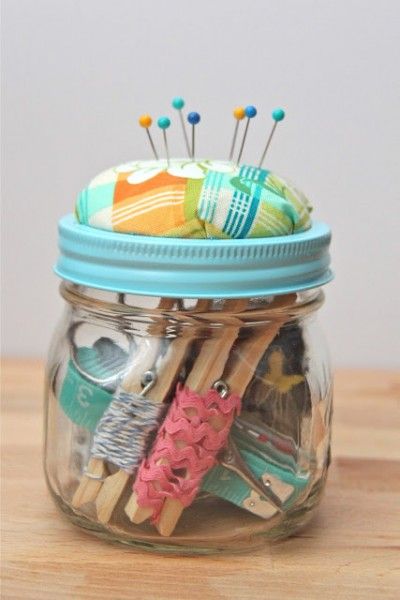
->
[114,199,186,235]
[112,197,184,227]
[112,186,184,219]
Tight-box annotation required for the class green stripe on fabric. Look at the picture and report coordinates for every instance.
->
[249,201,293,237]
[204,222,230,239]
[163,218,207,238]
[265,173,312,233]
[184,178,203,221]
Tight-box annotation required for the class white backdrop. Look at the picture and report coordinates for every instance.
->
[2,0,399,367]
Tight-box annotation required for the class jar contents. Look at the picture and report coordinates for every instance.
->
[45,287,332,554]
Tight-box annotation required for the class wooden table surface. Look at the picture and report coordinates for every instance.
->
[1,360,399,599]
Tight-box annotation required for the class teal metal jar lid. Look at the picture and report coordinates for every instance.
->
[55,214,333,298]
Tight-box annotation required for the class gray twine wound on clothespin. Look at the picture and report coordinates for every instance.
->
[90,391,164,472]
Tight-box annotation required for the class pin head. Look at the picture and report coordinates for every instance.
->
[233,106,246,120]
[172,97,185,110]
[187,112,201,125]
[272,108,285,122]
[245,105,257,118]
[157,116,171,129]
[138,114,152,128]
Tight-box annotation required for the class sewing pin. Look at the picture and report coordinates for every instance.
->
[258,108,285,168]
[236,105,257,166]
[172,97,191,157]
[157,116,171,166]
[228,106,246,161]
[138,114,159,160]
[187,112,201,160]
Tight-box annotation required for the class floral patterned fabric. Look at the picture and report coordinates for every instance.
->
[75,159,312,239]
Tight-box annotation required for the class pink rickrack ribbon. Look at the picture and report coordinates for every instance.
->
[133,383,241,523]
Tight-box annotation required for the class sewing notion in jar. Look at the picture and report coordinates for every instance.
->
[45,155,333,555]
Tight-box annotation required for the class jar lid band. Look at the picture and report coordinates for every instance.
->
[55,214,333,298]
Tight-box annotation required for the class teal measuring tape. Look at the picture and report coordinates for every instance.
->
[59,342,128,432]
[202,433,309,519]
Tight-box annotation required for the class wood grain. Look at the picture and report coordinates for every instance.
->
[1,359,399,600]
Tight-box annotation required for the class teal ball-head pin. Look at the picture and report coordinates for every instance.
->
[172,96,185,110]
[157,116,171,165]
[157,116,171,129]
[172,96,190,156]
[187,112,201,159]
[272,107,285,122]
[258,107,286,168]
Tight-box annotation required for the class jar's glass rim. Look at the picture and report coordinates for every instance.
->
[60,282,324,323]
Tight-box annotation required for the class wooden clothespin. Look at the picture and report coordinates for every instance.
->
[94,331,195,523]
[91,298,215,523]
[125,298,248,533]
[130,295,295,536]
[71,297,175,511]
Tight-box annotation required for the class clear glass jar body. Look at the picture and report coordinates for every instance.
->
[44,282,333,555]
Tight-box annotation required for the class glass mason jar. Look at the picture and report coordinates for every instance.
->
[45,215,333,555]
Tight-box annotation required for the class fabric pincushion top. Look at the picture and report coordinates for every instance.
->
[75,159,313,240]
[57,102,332,297]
